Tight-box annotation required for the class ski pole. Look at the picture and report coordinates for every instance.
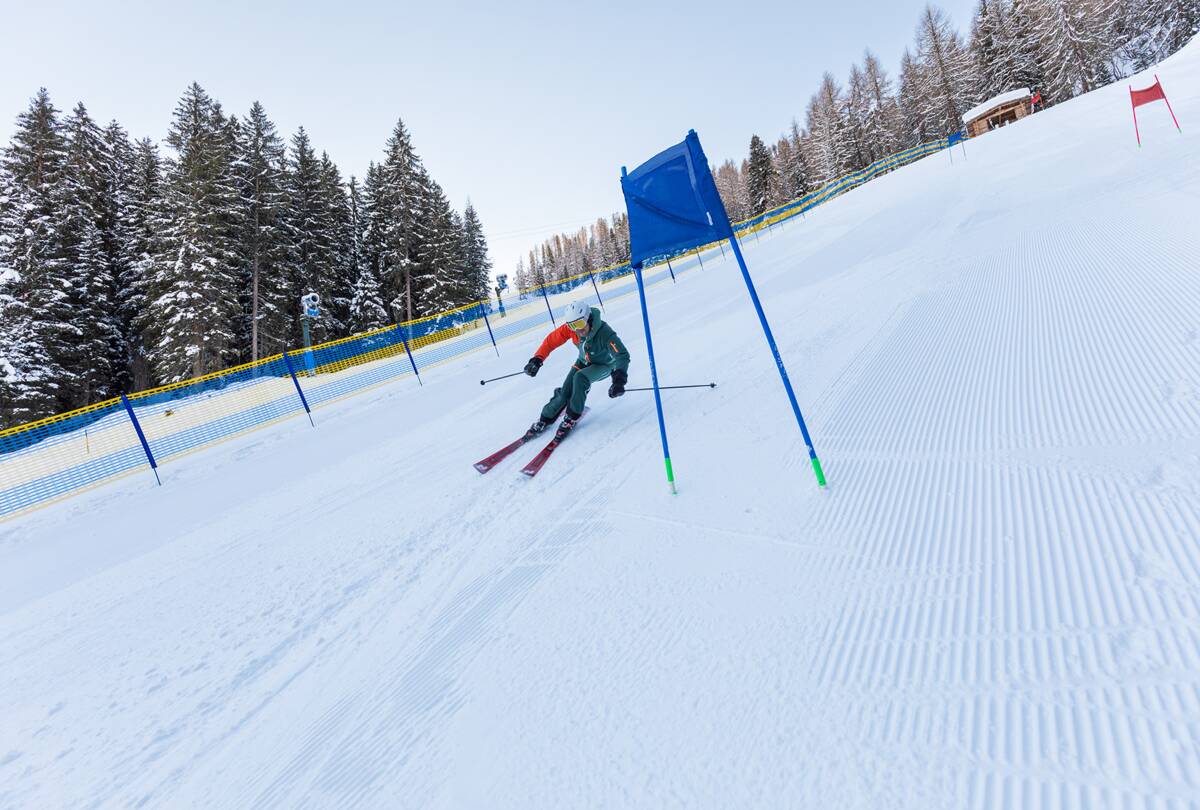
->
[480,371,527,385]
[625,383,716,392]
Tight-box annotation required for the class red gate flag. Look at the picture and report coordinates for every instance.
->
[1130,75,1181,147]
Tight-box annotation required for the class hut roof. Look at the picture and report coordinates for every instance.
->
[962,88,1032,124]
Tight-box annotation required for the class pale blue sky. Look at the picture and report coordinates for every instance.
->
[0,0,976,276]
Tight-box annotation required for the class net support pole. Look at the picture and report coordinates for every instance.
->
[587,270,606,311]
[666,259,676,284]
[633,265,676,495]
[120,394,161,486]
[695,248,705,271]
[282,351,316,427]
[727,234,826,488]
[480,303,500,357]
[398,325,422,386]
[539,284,556,325]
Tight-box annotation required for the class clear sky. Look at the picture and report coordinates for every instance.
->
[0,0,978,278]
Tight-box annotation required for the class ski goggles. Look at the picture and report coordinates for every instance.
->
[567,316,588,331]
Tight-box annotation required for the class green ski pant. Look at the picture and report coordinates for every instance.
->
[540,364,611,421]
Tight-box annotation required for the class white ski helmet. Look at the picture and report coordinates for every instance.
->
[563,300,592,330]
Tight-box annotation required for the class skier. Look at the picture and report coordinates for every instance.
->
[523,300,629,437]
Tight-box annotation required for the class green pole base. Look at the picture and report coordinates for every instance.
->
[810,455,827,488]
[664,457,677,495]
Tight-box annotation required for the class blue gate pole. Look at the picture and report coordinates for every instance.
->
[538,282,556,325]
[587,271,606,311]
[633,265,677,495]
[666,259,677,284]
[480,302,500,357]
[398,325,422,386]
[120,394,161,486]
[282,351,316,427]
[727,234,827,488]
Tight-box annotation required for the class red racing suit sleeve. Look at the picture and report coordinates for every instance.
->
[534,323,579,361]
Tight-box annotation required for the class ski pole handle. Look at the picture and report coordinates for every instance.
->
[625,383,717,392]
[480,370,528,386]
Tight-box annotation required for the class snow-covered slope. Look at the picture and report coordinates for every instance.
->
[3,42,1200,809]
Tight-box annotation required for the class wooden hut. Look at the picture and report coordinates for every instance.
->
[962,88,1033,138]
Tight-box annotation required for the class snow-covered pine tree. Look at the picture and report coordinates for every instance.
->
[1035,0,1121,102]
[318,152,354,337]
[144,83,244,382]
[844,64,875,170]
[345,173,389,333]
[0,89,74,423]
[237,101,291,361]
[776,120,811,201]
[714,159,749,222]
[745,134,776,217]
[1121,0,1200,70]
[378,118,424,323]
[461,201,492,305]
[862,51,904,159]
[915,5,978,136]
[59,102,119,407]
[804,73,850,184]
[897,48,932,147]
[282,127,337,345]
[101,121,140,394]
[970,0,1018,100]
[116,137,161,391]
[1003,0,1049,97]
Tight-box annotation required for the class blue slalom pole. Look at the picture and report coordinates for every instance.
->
[397,325,422,386]
[587,271,606,311]
[633,264,676,494]
[120,394,161,486]
[726,234,826,487]
[539,284,556,325]
[480,302,500,357]
[282,351,316,427]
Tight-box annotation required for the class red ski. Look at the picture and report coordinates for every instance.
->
[474,436,534,473]
[521,408,587,477]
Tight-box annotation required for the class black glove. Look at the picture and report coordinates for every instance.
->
[524,356,542,377]
[608,368,627,398]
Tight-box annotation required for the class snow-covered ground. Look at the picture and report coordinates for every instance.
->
[3,41,1200,809]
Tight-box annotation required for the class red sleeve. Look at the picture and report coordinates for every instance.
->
[535,323,577,360]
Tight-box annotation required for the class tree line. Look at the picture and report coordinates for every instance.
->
[0,83,491,428]
[523,0,1197,272]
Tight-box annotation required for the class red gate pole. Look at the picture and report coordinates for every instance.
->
[1130,86,1142,147]
[1156,75,1182,132]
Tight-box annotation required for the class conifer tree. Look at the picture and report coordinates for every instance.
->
[862,51,903,157]
[144,83,243,382]
[378,118,424,322]
[745,134,776,216]
[915,5,977,135]
[461,201,492,305]
[0,89,73,423]
[60,102,119,406]
[117,137,161,391]
[318,152,355,337]
[1036,0,1121,102]
[237,101,290,361]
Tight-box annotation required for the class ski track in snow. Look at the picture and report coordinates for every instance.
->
[3,42,1200,810]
